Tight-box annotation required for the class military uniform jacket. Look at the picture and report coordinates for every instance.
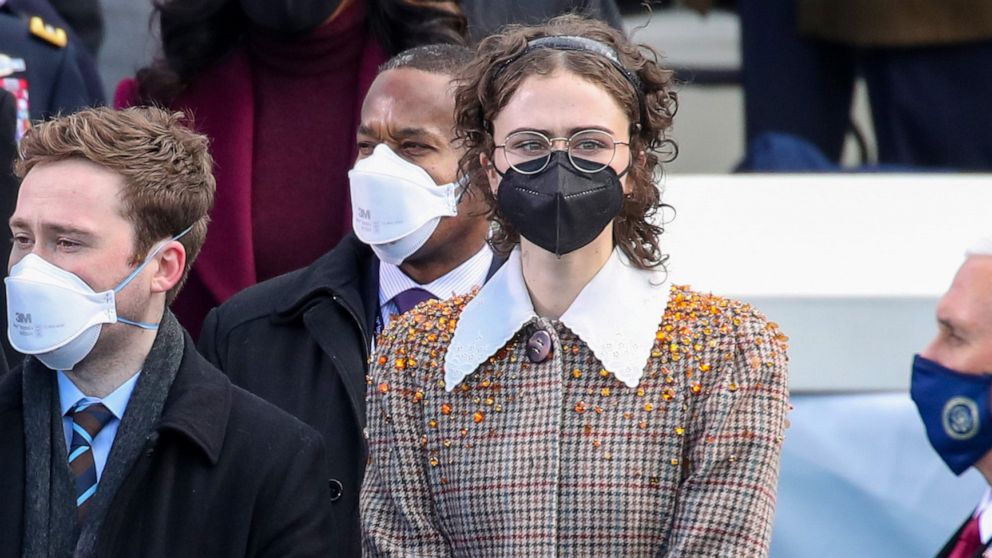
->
[362,248,791,557]
[0,9,102,121]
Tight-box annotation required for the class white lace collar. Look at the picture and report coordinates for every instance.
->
[444,246,669,391]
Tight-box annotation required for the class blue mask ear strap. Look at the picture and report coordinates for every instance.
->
[117,317,160,330]
[113,257,155,294]
[113,224,195,294]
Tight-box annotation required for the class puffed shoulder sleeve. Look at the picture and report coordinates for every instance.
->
[361,312,452,557]
[664,304,790,558]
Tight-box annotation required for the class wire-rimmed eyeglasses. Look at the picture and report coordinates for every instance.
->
[495,129,630,175]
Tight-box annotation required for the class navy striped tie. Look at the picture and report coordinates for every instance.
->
[67,401,114,520]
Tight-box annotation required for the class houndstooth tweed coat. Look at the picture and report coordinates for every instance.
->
[361,251,790,557]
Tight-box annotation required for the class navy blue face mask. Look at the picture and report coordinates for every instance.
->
[911,354,992,475]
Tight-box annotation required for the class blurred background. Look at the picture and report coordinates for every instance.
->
[6,0,992,555]
[96,0,876,174]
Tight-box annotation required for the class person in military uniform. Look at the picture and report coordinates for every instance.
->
[6,0,105,92]
[0,2,103,367]
[0,2,103,126]
[35,0,104,56]
[0,88,14,377]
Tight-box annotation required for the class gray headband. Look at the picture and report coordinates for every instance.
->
[495,35,648,127]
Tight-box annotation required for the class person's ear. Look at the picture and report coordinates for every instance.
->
[621,150,645,196]
[149,241,187,296]
[480,152,500,196]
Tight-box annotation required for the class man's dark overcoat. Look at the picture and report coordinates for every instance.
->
[198,233,378,558]
[0,326,333,557]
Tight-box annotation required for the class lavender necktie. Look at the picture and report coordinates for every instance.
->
[392,287,437,315]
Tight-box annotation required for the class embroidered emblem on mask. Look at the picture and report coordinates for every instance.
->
[944,396,980,440]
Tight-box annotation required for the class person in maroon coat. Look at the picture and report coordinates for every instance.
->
[115,0,466,338]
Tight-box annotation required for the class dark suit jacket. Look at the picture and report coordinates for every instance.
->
[199,234,378,558]
[0,329,333,557]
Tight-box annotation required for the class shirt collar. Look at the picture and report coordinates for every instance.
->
[444,246,669,391]
[977,487,992,543]
[379,244,493,306]
[58,370,142,420]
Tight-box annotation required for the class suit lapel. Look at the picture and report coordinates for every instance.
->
[303,298,369,430]
[936,513,984,558]
[300,246,504,433]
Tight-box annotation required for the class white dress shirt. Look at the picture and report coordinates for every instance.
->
[377,244,494,329]
[975,487,992,544]
[444,246,670,391]
[58,370,141,481]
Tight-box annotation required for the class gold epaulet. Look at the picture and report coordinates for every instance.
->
[29,16,67,48]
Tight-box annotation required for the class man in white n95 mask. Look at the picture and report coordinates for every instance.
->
[0,106,333,557]
[197,44,497,558]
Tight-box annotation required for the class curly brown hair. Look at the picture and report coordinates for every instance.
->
[454,15,678,269]
[16,106,216,304]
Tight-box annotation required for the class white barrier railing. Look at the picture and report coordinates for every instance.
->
[661,174,992,391]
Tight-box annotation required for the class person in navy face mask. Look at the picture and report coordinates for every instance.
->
[912,237,992,558]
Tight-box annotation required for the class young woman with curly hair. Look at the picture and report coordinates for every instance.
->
[362,15,791,557]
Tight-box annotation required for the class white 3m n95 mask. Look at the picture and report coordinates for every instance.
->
[348,144,466,265]
[5,226,192,370]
